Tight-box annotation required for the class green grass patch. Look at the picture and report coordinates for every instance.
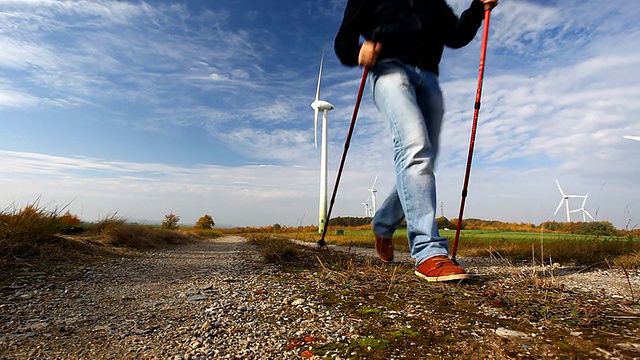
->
[357,307,383,315]
[388,327,420,338]
[352,337,390,350]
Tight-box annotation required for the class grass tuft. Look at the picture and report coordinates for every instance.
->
[0,203,61,241]
[248,235,303,263]
[0,201,66,261]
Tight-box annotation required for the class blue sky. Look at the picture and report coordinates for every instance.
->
[1,0,639,229]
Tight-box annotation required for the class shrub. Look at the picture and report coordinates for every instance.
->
[194,214,215,230]
[161,213,180,230]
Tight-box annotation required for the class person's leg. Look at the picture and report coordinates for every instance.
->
[372,188,404,238]
[411,69,448,261]
[370,61,448,264]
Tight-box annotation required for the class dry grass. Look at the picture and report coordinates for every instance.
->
[247,235,303,263]
[82,214,194,249]
[459,236,640,268]
[0,205,202,283]
[0,203,61,241]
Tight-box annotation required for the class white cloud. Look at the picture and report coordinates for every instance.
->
[0,150,323,226]
[1,0,639,230]
[219,128,315,163]
[0,88,38,108]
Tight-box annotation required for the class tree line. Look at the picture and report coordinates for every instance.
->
[156,212,638,238]
[436,217,634,237]
[328,216,635,237]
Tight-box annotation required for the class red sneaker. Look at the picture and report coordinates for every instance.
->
[415,255,470,282]
[374,232,394,262]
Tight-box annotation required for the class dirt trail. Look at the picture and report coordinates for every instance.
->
[1,236,639,359]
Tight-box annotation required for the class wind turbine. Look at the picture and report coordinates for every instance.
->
[570,194,595,222]
[623,136,640,141]
[362,198,372,218]
[311,53,334,234]
[553,179,584,222]
[368,175,378,217]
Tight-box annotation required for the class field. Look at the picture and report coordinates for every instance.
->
[287,228,640,268]
[1,199,638,279]
[322,228,589,241]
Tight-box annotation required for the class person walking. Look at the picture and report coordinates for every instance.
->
[334,0,498,282]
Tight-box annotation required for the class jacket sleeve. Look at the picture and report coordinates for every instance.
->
[334,0,372,67]
[442,0,485,49]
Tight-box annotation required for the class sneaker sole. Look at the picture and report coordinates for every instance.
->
[414,271,471,282]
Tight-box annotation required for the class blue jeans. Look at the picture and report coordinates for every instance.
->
[370,60,448,264]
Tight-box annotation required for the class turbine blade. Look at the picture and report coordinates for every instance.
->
[624,136,640,141]
[555,179,566,197]
[584,210,595,221]
[372,174,378,188]
[554,199,564,215]
[314,108,319,148]
[581,194,588,207]
[315,53,323,102]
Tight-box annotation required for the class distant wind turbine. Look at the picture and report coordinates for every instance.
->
[362,198,372,218]
[311,53,334,234]
[570,194,595,222]
[368,175,378,217]
[553,179,585,222]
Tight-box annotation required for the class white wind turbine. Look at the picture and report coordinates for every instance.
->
[553,179,585,222]
[362,198,372,218]
[368,175,378,217]
[570,194,595,222]
[624,136,640,141]
[311,53,334,234]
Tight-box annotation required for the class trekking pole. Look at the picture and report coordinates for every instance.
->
[451,6,493,262]
[318,67,369,248]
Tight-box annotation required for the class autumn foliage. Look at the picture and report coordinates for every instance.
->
[194,214,216,229]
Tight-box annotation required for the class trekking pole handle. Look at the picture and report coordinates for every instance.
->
[484,1,497,11]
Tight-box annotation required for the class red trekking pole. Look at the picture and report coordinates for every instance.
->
[451,6,493,262]
[318,67,369,248]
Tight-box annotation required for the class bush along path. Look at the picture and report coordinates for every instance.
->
[1,235,639,359]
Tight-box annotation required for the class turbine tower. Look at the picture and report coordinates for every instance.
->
[311,53,334,234]
[368,175,378,217]
[553,179,585,222]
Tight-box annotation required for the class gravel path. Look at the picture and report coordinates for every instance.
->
[1,236,639,359]
[1,236,338,359]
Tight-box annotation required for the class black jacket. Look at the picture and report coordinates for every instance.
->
[334,0,486,75]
